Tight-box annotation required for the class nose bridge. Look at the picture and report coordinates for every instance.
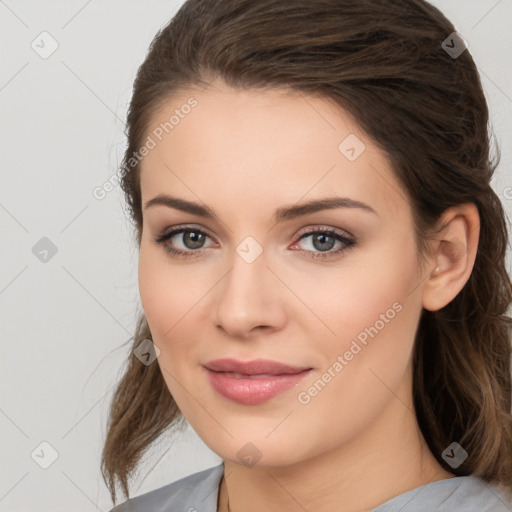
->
[214,239,285,336]
[219,243,268,314]
[221,229,268,296]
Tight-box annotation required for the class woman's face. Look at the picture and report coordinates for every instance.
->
[138,78,428,467]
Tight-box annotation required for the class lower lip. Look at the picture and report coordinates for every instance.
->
[204,368,312,405]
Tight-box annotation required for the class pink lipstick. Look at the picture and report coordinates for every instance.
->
[203,358,312,405]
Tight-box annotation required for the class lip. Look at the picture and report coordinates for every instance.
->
[203,358,313,405]
[203,358,311,375]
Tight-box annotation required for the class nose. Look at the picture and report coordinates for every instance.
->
[213,247,287,339]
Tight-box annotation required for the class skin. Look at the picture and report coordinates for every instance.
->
[137,78,480,512]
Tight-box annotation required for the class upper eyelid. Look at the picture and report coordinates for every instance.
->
[296,225,354,239]
[159,224,216,242]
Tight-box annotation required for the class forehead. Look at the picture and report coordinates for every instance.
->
[139,80,410,221]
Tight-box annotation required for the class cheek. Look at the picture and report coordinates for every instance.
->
[291,230,422,398]
[290,231,420,346]
[138,247,174,332]
[288,271,420,457]
[138,246,207,405]
[140,273,194,322]
[138,243,208,338]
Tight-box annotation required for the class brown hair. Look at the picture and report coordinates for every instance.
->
[101,0,512,504]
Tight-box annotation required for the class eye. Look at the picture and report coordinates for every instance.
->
[154,224,356,260]
[153,225,216,258]
[291,227,356,260]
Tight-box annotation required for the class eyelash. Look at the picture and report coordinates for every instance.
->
[153,224,356,260]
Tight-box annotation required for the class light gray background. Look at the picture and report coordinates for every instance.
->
[1,1,511,510]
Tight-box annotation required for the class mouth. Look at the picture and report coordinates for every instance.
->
[202,358,313,405]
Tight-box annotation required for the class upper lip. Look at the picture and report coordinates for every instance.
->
[203,358,311,376]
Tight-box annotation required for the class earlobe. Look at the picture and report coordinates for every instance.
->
[422,204,480,312]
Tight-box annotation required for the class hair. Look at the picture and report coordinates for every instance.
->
[101,0,512,505]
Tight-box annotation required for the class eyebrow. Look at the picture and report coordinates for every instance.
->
[144,194,377,222]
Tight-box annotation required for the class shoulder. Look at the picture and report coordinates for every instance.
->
[371,475,512,512]
[108,463,225,512]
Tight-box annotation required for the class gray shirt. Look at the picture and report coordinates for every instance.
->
[109,462,512,511]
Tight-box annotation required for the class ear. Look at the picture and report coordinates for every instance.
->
[422,203,480,312]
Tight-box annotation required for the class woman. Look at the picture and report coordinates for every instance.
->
[101,0,512,510]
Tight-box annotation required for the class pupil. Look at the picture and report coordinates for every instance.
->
[184,231,204,249]
[313,233,334,251]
